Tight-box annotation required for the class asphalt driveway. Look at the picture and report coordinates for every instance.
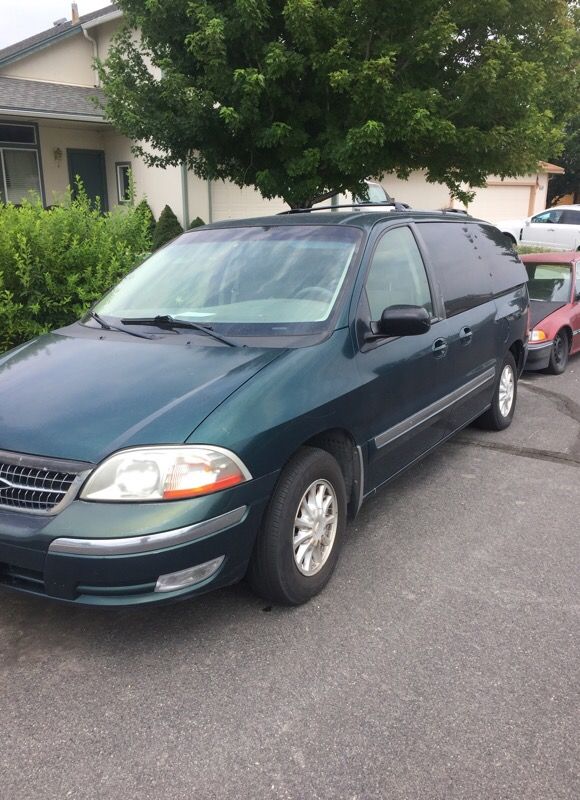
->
[1,365,579,800]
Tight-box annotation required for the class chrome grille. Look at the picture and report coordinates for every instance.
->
[0,451,91,514]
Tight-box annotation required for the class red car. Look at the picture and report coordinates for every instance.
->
[522,251,580,374]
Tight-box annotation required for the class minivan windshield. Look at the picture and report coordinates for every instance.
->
[525,263,572,302]
[94,225,363,336]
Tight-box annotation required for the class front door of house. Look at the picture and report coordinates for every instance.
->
[67,149,108,211]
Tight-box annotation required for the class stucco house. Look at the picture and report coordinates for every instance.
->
[0,2,564,225]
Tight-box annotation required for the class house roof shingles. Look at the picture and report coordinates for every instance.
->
[0,5,118,65]
[0,76,105,120]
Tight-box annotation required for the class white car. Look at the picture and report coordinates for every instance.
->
[497,205,580,251]
[312,180,411,212]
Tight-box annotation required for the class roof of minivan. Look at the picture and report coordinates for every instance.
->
[201,210,488,231]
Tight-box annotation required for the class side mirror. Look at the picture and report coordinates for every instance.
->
[525,220,531,226]
[376,305,431,338]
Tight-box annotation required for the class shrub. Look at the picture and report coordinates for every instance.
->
[152,204,183,250]
[517,245,555,254]
[189,216,205,229]
[0,191,152,353]
[135,198,156,239]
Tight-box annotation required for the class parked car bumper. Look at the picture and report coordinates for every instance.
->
[0,472,277,606]
[525,340,552,371]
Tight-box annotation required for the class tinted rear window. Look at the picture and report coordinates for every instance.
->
[560,210,580,225]
[417,222,493,316]
[471,224,528,295]
[417,222,527,317]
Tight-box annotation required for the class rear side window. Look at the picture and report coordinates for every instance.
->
[560,210,580,225]
[417,222,492,316]
[470,224,528,296]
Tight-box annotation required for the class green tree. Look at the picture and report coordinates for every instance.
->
[547,113,580,205]
[100,0,579,208]
[152,204,184,250]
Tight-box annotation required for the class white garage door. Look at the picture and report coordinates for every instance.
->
[467,184,532,223]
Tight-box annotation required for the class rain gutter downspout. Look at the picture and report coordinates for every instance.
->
[81,26,99,87]
[181,164,190,229]
[207,179,213,223]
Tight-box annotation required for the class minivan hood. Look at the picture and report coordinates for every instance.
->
[0,327,281,463]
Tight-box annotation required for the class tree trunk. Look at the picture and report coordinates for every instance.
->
[287,189,341,210]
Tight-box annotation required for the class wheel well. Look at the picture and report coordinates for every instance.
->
[303,428,361,517]
[558,326,573,349]
[503,232,517,245]
[509,339,526,373]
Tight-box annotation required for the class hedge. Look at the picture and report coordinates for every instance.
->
[0,192,152,353]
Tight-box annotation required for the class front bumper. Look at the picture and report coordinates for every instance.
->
[525,340,552,371]
[0,472,277,606]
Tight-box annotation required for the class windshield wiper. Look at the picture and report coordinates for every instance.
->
[120,315,240,347]
[86,311,153,340]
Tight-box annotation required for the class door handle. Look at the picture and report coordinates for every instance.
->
[432,337,448,358]
[459,326,473,345]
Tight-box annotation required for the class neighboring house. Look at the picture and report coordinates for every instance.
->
[0,2,565,225]
[385,162,565,222]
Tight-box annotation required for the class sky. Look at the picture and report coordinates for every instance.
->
[0,1,111,49]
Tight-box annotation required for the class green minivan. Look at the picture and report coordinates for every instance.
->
[0,210,528,606]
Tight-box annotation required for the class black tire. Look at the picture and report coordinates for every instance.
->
[247,446,347,605]
[475,352,518,431]
[503,233,517,248]
[545,330,569,375]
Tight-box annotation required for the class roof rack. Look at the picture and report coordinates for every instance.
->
[278,201,410,214]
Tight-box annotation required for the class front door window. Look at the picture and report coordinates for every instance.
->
[365,226,433,319]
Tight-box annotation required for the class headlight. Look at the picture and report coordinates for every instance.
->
[530,329,547,342]
[80,446,251,502]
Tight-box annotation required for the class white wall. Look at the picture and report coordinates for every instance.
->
[101,129,132,209]
[2,34,95,87]
[101,132,185,221]
[380,172,453,211]
[210,181,285,222]
[94,19,120,62]
[186,171,211,225]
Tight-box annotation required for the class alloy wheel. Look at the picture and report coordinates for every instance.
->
[293,479,338,576]
[498,364,515,417]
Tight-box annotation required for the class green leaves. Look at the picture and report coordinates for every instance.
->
[346,121,386,155]
[102,0,579,207]
[0,195,152,352]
